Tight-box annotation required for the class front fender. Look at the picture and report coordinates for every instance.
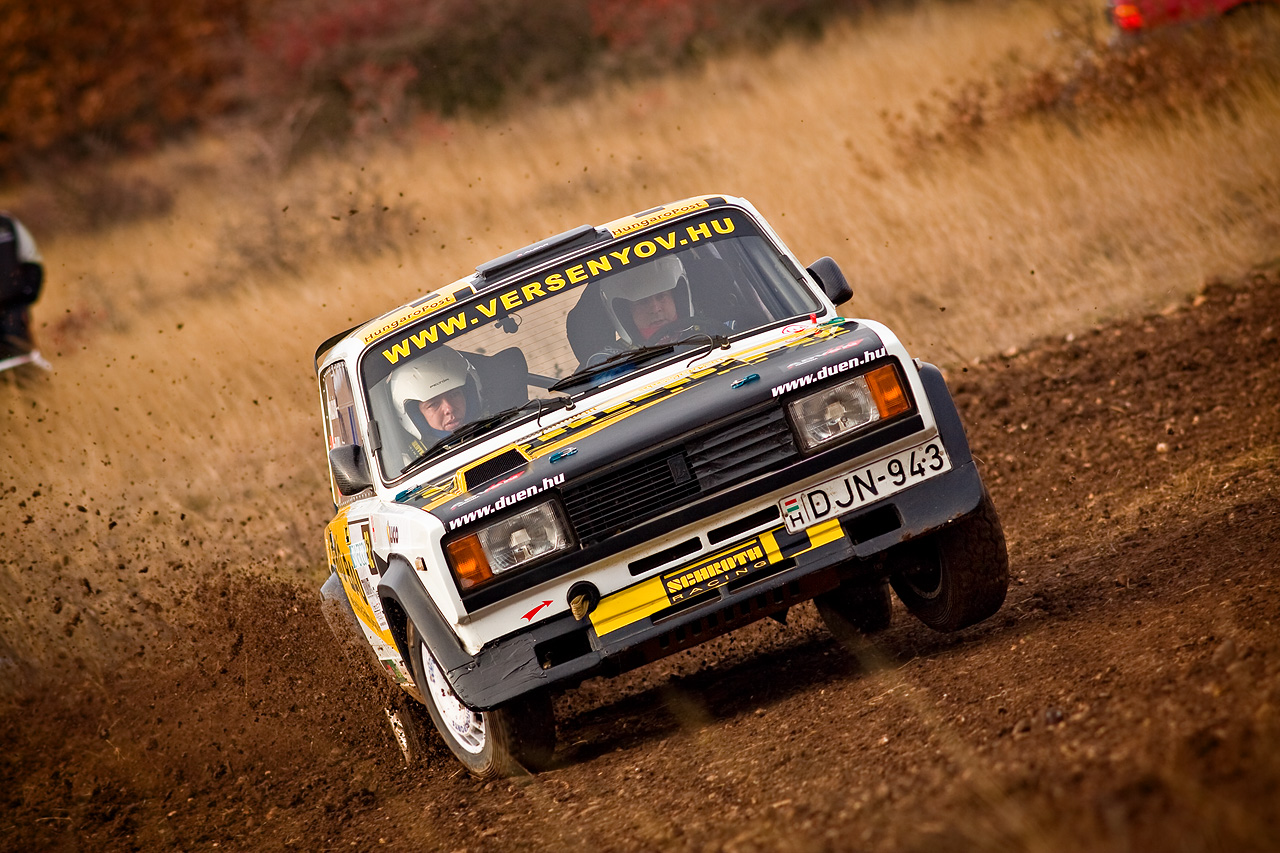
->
[378,557,475,684]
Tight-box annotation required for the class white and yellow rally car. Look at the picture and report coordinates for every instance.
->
[316,195,1008,778]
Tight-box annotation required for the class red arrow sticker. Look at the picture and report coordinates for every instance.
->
[522,600,553,621]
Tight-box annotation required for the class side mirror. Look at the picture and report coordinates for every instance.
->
[807,257,853,307]
[329,445,373,496]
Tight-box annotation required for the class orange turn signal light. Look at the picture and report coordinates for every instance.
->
[866,364,910,418]
[446,534,492,589]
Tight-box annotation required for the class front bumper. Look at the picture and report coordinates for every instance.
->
[384,364,986,710]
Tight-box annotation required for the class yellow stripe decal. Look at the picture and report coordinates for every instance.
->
[759,529,783,564]
[590,576,668,637]
[592,519,847,637]
[326,512,398,647]
[807,519,844,548]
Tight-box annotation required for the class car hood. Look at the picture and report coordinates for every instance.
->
[395,319,893,530]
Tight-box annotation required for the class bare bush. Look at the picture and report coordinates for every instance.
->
[198,169,424,298]
[884,7,1280,162]
[0,0,250,178]
[2,0,888,181]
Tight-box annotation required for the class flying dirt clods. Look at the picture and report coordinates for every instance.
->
[3,267,1279,852]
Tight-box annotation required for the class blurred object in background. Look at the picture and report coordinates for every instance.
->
[1107,0,1279,34]
[0,212,44,357]
[0,0,250,182]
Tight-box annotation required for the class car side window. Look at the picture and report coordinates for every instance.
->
[321,362,360,500]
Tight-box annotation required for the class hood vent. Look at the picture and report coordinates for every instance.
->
[459,449,528,492]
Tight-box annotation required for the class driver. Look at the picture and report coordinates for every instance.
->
[389,345,483,442]
[600,256,701,347]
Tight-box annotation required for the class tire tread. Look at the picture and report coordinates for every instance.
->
[890,489,1009,632]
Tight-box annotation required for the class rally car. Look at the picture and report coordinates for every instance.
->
[315,195,1009,778]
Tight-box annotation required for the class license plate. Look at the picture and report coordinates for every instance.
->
[779,439,952,533]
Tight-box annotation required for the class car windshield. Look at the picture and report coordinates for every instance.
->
[360,206,821,481]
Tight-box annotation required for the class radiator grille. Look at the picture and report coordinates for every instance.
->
[562,405,797,544]
[686,406,796,490]
[563,452,700,544]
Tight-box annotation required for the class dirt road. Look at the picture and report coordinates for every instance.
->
[4,267,1278,852]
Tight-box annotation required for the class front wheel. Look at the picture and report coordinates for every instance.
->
[406,622,555,779]
[385,689,436,767]
[889,488,1009,632]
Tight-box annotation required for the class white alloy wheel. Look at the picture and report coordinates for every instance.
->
[421,641,487,754]
[406,620,555,778]
[384,706,413,762]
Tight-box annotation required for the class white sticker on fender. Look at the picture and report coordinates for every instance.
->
[779,439,951,533]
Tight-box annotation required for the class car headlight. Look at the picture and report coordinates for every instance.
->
[788,364,910,451]
[445,499,574,589]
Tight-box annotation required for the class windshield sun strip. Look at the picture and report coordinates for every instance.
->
[359,208,760,388]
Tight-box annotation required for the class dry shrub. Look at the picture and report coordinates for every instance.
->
[238,0,889,168]
[588,0,875,71]
[198,169,424,297]
[246,0,596,130]
[11,168,175,238]
[0,0,250,178]
[885,6,1280,160]
[244,0,869,154]
[1,0,890,179]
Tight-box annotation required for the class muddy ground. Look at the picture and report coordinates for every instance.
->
[3,266,1279,852]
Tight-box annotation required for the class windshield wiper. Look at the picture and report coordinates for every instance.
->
[400,396,571,475]
[549,345,673,392]
[549,333,729,393]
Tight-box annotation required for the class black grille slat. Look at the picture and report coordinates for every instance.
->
[564,453,700,543]
[563,405,798,544]
[693,435,789,476]
[687,407,795,491]
[693,408,785,447]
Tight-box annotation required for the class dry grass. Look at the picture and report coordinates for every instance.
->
[2,0,1279,669]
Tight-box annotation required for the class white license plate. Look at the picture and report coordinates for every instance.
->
[779,439,952,533]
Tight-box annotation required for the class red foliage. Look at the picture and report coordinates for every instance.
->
[0,0,250,174]
[0,0,880,177]
[250,0,441,78]
[589,0,713,52]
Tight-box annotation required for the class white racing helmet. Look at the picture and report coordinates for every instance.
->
[389,346,479,437]
[599,255,691,344]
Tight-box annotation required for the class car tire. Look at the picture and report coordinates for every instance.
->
[406,621,555,779]
[888,487,1009,632]
[385,689,436,767]
[815,578,893,652]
